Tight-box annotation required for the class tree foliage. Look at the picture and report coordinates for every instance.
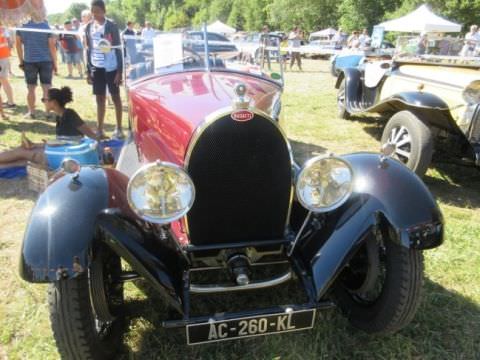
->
[49,0,480,34]
[47,2,89,26]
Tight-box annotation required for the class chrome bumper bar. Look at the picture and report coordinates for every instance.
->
[189,271,293,294]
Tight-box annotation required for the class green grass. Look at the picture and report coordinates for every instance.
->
[1,58,480,359]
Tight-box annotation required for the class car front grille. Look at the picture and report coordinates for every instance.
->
[186,113,292,246]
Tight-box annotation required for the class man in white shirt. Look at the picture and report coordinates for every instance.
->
[461,25,480,57]
[141,21,156,48]
[359,28,371,48]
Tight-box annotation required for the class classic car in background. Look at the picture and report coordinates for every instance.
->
[19,32,443,358]
[330,41,395,77]
[233,32,282,64]
[336,37,480,176]
[185,31,239,56]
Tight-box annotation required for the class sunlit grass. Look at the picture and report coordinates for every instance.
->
[0,57,479,359]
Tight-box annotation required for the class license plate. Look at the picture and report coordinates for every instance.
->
[186,308,316,345]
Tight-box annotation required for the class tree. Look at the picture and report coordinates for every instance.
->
[267,0,339,32]
[227,0,245,30]
[47,2,89,25]
[338,0,402,32]
[163,4,190,30]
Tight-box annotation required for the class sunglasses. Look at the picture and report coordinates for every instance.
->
[41,98,51,103]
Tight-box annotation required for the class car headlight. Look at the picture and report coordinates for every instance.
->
[462,80,480,104]
[296,156,354,212]
[127,162,195,224]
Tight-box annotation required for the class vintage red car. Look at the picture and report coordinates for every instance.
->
[19,32,444,358]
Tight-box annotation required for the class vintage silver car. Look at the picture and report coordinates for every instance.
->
[336,37,480,176]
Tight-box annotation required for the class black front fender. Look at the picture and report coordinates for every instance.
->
[298,153,443,300]
[20,167,110,282]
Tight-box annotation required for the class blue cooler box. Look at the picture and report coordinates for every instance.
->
[45,138,99,170]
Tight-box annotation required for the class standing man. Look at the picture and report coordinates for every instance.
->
[259,25,271,70]
[16,18,57,119]
[288,26,302,71]
[359,28,371,48]
[122,21,137,64]
[60,20,83,78]
[0,24,15,108]
[461,25,480,57]
[141,21,155,49]
[85,0,123,139]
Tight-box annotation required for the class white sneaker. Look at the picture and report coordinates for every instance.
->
[112,128,125,139]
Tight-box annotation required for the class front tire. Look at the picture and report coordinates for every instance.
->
[381,110,433,176]
[334,229,424,334]
[337,78,350,119]
[48,245,125,359]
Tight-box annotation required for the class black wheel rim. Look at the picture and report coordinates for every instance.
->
[340,236,387,305]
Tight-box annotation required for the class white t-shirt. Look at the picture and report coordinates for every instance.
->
[90,21,118,71]
[359,34,370,47]
[90,22,106,68]
[142,27,156,45]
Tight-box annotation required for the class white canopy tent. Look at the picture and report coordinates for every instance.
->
[377,4,462,33]
[207,21,236,35]
[310,28,337,38]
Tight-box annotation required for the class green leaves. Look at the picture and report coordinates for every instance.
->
[74,0,480,33]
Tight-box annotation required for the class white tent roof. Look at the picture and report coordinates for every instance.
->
[377,5,462,33]
[310,28,337,37]
[207,21,236,35]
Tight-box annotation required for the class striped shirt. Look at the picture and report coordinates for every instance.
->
[18,21,52,63]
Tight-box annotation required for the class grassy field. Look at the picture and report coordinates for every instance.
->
[1,57,479,359]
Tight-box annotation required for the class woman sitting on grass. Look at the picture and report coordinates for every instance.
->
[0,86,96,169]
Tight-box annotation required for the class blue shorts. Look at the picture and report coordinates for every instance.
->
[24,61,53,86]
[65,52,81,65]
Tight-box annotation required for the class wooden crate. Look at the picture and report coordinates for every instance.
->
[26,162,53,193]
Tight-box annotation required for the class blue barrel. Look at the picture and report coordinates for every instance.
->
[99,139,125,163]
[45,138,99,170]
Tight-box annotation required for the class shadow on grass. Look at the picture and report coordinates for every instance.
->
[0,179,37,201]
[0,116,55,137]
[289,139,328,165]
[117,277,480,359]
[425,162,480,209]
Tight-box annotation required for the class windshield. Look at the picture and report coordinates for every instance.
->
[5,26,284,88]
[124,31,284,86]
[394,35,480,66]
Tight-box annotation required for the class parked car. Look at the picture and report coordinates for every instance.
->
[330,41,395,77]
[336,40,480,176]
[19,32,443,358]
[185,31,239,57]
[233,32,282,64]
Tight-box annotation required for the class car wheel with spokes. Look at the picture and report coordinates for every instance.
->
[381,110,433,177]
[334,226,424,334]
[337,78,351,119]
[48,243,125,359]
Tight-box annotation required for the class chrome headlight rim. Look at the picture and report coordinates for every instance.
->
[295,155,354,213]
[462,80,480,105]
[127,161,196,224]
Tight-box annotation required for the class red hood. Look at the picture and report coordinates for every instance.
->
[129,70,282,166]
